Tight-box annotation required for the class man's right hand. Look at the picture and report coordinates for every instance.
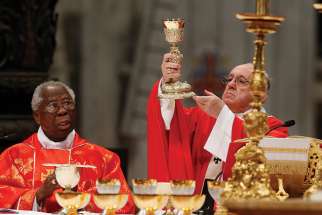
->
[36,173,59,205]
[161,53,181,83]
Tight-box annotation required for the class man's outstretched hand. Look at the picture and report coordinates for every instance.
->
[193,89,224,118]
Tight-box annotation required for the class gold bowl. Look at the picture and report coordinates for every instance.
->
[163,18,184,44]
[170,195,205,213]
[93,194,128,212]
[55,191,90,209]
[170,180,195,195]
[132,179,157,195]
[96,179,121,194]
[133,195,169,211]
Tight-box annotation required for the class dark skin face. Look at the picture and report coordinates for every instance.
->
[33,85,76,142]
[34,85,76,203]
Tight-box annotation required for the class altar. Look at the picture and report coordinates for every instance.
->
[224,199,322,215]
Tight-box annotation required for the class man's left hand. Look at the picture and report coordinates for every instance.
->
[193,90,224,118]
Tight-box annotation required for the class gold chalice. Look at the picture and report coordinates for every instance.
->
[55,164,80,191]
[132,179,168,215]
[207,181,227,215]
[170,195,205,215]
[96,179,121,194]
[94,194,128,215]
[170,180,195,195]
[170,180,205,215]
[55,192,90,215]
[132,178,157,195]
[160,18,195,99]
[53,164,86,215]
[93,179,128,215]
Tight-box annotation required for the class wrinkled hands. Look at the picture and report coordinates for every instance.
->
[193,90,225,118]
[36,173,60,205]
[161,53,181,84]
[161,53,224,117]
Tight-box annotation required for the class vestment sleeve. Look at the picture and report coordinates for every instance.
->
[147,81,201,181]
[0,147,37,209]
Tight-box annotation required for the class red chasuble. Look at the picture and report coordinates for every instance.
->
[0,132,135,214]
[147,81,288,194]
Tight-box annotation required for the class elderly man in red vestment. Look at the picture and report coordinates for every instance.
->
[147,53,289,195]
[0,81,135,213]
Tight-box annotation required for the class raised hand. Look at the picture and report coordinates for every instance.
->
[161,53,181,83]
[193,89,225,118]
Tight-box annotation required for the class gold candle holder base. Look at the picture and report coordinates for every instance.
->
[93,194,128,215]
[55,191,90,215]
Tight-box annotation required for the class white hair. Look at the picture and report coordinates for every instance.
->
[31,81,75,111]
[233,63,271,90]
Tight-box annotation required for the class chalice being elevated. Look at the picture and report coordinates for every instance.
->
[93,179,128,215]
[160,18,195,99]
[43,163,94,215]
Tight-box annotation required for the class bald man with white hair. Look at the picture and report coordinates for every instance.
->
[147,53,288,195]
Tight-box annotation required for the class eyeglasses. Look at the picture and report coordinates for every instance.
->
[45,100,75,113]
[222,76,250,87]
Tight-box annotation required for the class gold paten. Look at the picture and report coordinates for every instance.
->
[222,0,285,204]
[160,18,195,99]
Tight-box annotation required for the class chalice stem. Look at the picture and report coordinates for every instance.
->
[145,208,155,215]
[182,209,191,215]
[66,206,77,215]
[104,208,116,215]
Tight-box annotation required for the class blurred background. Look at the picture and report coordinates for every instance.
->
[0,0,320,180]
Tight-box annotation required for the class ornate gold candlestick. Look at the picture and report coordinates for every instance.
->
[160,18,195,99]
[222,0,284,201]
[304,161,322,201]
